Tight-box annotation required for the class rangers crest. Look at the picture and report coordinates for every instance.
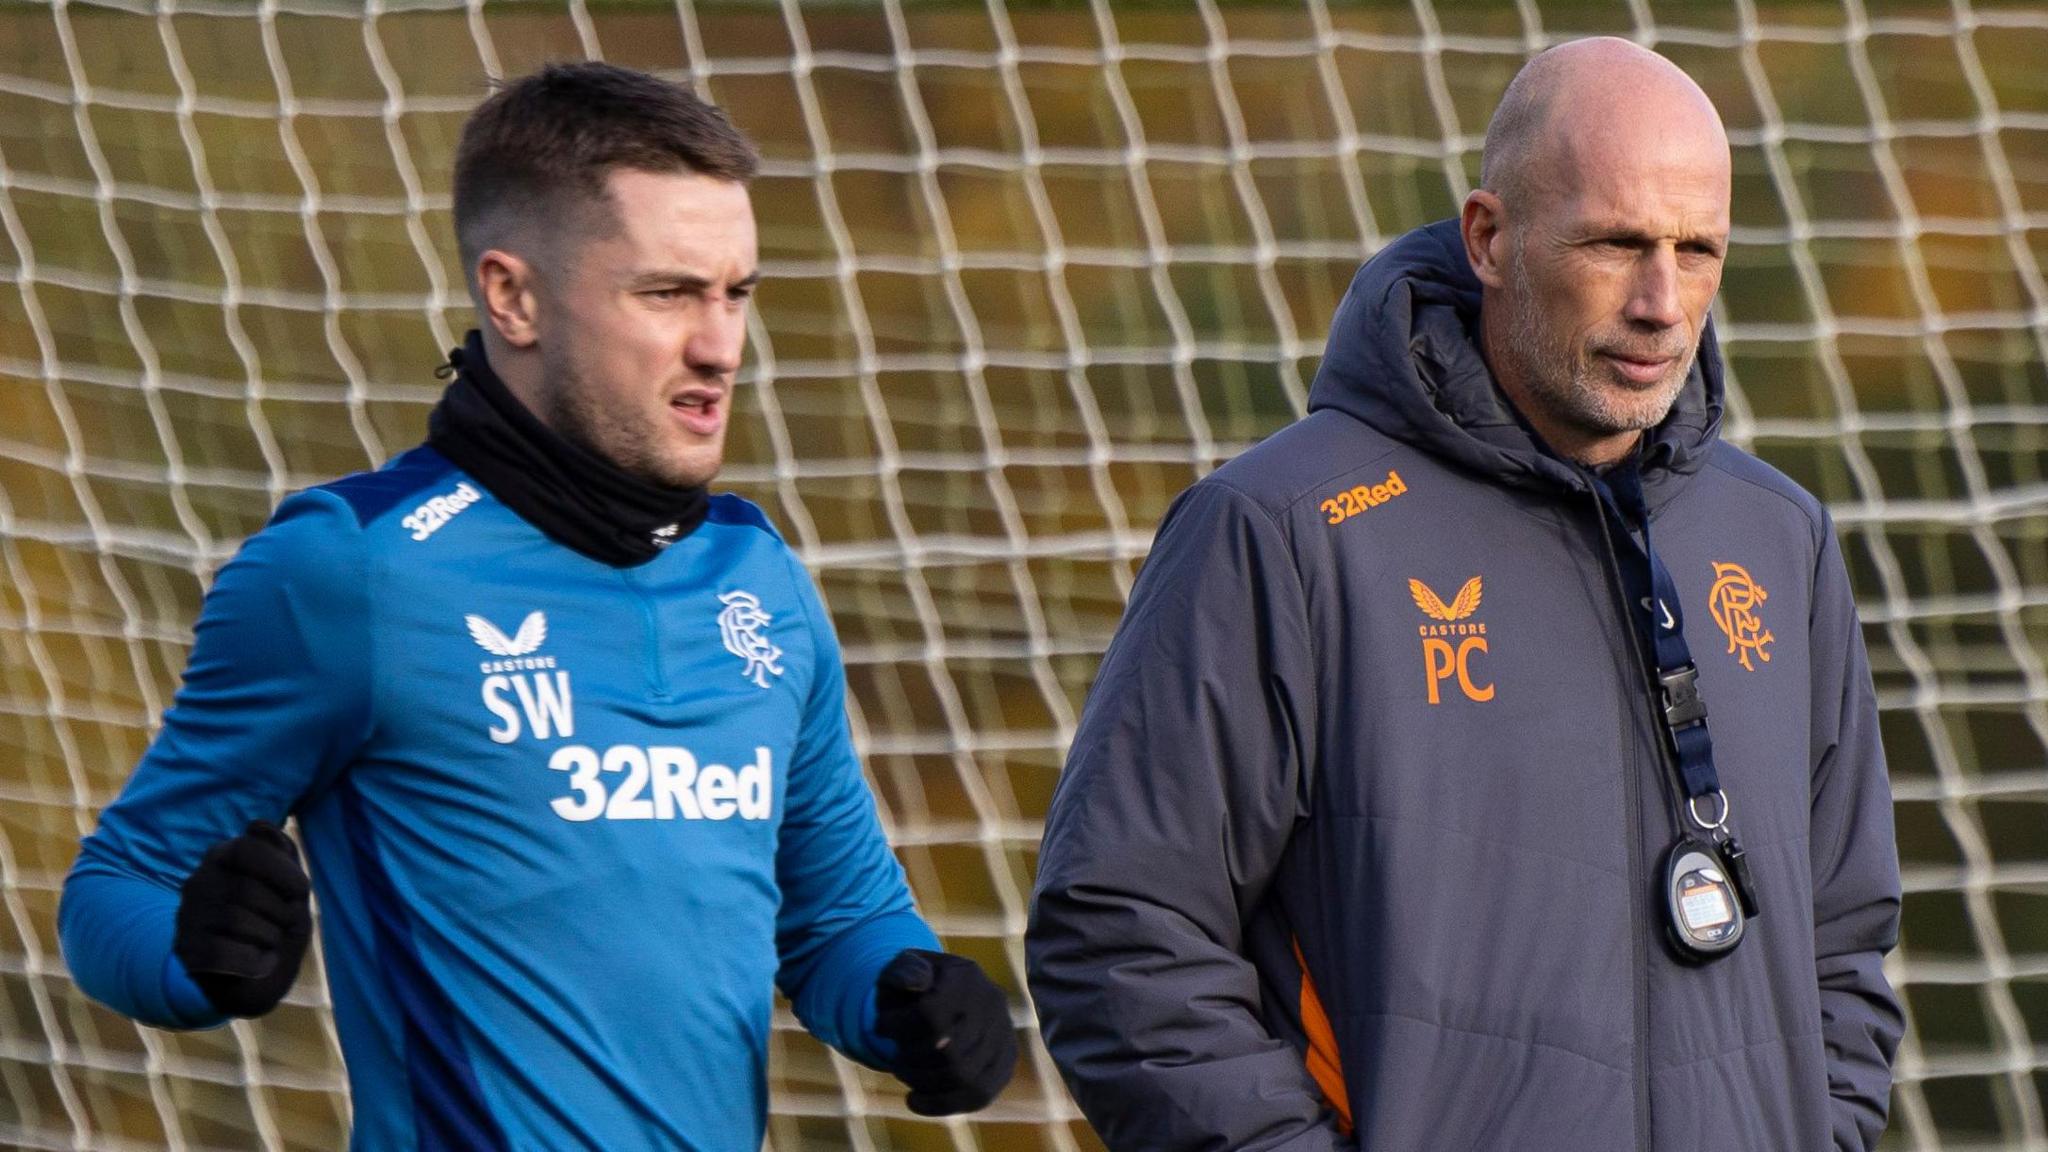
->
[1707,561,1773,671]
[718,590,784,688]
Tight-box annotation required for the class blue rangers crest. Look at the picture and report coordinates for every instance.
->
[718,590,784,688]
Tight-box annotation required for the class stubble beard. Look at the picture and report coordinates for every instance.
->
[537,350,718,491]
[1503,244,1698,445]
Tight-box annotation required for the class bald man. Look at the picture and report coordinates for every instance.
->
[1028,39,1902,1152]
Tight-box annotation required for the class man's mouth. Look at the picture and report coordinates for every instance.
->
[1598,351,1679,386]
[671,390,725,436]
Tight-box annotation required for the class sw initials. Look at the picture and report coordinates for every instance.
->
[482,671,576,742]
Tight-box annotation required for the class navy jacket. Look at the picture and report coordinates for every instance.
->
[1027,221,1903,1151]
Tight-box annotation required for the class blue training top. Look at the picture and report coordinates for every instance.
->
[60,445,939,1151]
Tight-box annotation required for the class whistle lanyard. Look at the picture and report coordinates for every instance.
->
[1587,462,1725,826]
[1587,460,1760,959]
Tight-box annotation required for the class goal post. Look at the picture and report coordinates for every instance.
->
[2,2,2045,1150]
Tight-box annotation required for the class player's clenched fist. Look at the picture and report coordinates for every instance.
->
[875,949,1017,1115]
[173,820,312,1018]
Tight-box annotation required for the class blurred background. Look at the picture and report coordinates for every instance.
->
[1,0,2044,1149]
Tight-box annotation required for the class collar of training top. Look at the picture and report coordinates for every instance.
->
[425,330,710,567]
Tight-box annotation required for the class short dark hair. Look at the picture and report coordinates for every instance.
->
[453,61,758,278]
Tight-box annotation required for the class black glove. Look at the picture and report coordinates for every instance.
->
[874,948,1017,1116]
[172,820,313,1018]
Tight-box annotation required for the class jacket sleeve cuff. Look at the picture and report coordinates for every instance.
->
[59,867,226,1031]
[161,951,223,1028]
[788,908,940,1069]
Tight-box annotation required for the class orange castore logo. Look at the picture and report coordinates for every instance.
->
[1707,561,1773,671]
[1409,576,1482,621]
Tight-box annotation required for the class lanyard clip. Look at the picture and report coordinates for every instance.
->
[1659,663,1709,731]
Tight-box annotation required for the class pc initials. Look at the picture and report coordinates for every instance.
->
[1423,637,1493,704]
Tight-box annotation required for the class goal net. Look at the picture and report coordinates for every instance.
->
[2,1,2044,1149]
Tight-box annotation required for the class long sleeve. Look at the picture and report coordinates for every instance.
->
[59,490,373,1030]
[1807,515,1905,1151]
[1027,480,1347,1152]
[772,556,939,1069]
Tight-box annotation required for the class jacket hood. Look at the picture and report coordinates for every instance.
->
[1307,219,1725,505]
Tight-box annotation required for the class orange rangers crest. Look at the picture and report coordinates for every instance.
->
[1707,562,1773,671]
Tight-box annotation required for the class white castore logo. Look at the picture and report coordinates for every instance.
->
[468,611,547,657]
[718,591,783,689]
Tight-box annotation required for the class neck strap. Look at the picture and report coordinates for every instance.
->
[1589,459,1722,813]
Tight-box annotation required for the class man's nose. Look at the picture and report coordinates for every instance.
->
[687,306,748,376]
[1623,248,1685,330]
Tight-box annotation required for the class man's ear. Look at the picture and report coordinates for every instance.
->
[476,247,542,349]
[1461,190,1510,290]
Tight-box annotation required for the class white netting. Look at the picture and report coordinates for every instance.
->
[1,1,2045,1149]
